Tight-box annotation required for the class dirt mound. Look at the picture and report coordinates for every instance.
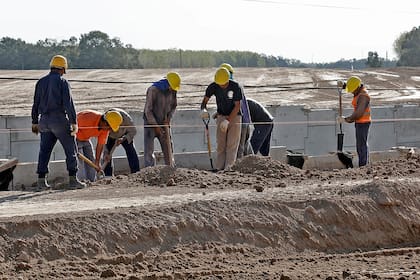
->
[1,154,420,278]
[0,176,419,279]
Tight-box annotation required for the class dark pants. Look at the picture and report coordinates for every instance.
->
[250,123,274,156]
[37,117,78,177]
[104,137,140,176]
[144,122,174,167]
[355,122,370,167]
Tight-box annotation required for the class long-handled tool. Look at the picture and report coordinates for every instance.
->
[78,152,105,179]
[336,83,353,168]
[101,141,118,171]
[166,126,175,168]
[202,117,216,172]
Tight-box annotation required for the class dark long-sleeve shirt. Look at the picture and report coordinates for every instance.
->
[247,98,273,124]
[31,71,77,125]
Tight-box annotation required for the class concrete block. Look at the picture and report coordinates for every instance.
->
[394,105,420,145]
[11,160,69,190]
[11,141,39,162]
[272,106,307,150]
[302,153,355,170]
[305,125,337,155]
[370,107,397,151]
[7,116,34,142]
[269,146,287,163]
[0,117,10,157]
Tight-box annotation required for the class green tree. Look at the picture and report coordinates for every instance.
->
[394,26,420,66]
[366,51,382,67]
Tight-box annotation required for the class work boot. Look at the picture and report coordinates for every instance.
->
[36,178,51,192]
[68,176,86,189]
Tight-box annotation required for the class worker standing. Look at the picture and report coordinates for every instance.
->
[103,108,140,176]
[200,67,243,171]
[76,110,122,181]
[219,63,253,159]
[31,55,86,191]
[337,76,371,167]
[143,72,181,167]
[246,98,274,156]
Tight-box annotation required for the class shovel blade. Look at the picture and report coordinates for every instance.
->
[337,133,344,151]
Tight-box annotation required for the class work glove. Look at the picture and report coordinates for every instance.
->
[336,116,345,124]
[31,124,39,135]
[220,119,229,133]
[337,80,346,89]
[200,109,210,120]
[70,124,78,136]
[116,135,126,145]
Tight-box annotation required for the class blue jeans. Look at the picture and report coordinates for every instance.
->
[37,114,78,177]
[250,123,273,156]
[355,122,370,167]
[76,140,96,182]
[104,137,140,176]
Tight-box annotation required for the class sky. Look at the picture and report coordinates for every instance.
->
[1,0,419,63]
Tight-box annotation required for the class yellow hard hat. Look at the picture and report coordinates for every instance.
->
[50,55,68,72]
[104,111,123,132]
[166,72,181,91]
[220,63,234,74]
[214,67,230,85]
[345,76,362,93]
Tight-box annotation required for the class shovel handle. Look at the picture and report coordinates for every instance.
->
[78,153,101,172]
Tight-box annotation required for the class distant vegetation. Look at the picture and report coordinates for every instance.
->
[394,26,420,66]
[1,28,418,70]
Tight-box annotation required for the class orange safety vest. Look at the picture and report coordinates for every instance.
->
[352,91,371,123]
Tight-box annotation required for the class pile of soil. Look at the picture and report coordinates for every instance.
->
[0,154,419,279]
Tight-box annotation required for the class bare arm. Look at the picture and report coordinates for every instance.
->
[228,100,241,122]
[201,96,210,110]
[95,143,105,167]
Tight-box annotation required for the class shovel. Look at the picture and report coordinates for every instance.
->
[337,85,353,168]
[202,117,216,172]
[78,152,105,179]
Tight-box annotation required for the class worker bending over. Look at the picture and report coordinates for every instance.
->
[76,110,122,181]
[103,108,140,176]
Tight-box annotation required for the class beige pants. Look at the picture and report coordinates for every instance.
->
[216,115,242,170]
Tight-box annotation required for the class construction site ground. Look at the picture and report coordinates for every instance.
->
[0,67,420,279]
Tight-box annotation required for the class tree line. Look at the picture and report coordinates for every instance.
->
[0,28,418,70]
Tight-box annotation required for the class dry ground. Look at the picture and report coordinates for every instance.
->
[0,154,420,279]
[0,67,420,279]
[1,67,420,116]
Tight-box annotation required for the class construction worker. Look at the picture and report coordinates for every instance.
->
[143,72,181,167]
[200,67,243,171]
[219,63,252,159]
[76,109,123,181]
[337,76,371,167]
[246,98,274,156]
[103,108,140,176]
[31,55,86,191]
